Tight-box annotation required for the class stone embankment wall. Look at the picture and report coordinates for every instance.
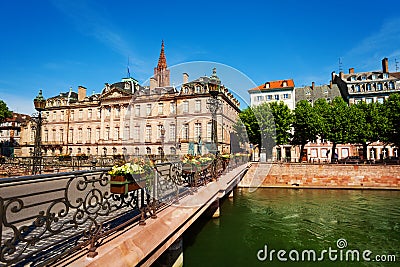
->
[240,163,400,189]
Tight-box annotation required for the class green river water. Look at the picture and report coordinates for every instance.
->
[183,188,400,267]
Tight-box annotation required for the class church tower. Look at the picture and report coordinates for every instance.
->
[153,40,170,87]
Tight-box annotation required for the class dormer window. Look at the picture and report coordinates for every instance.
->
[361,75,367,81]
[371,74,377,80]
[265,83,270,89]
[350,76,356,81]
[282,81,287,87]
[195,86,201,93]
[383,73,389,79]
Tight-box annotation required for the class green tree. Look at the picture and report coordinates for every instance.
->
[291,100,319,162]
[236,107,260,147]
[0,100,12,123]
[253,103,276,159]
[313,98,331,144]
[268,101,293,145]
[383,93,400,148]
[325,97,350,161]
[348,102,389,160]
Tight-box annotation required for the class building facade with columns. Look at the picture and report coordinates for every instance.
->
[20,42,240,157]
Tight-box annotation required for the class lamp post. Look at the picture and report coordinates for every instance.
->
[197,135,202,155]
[206,68,222,179]
[160,125,166,161]
[31,90,46,175]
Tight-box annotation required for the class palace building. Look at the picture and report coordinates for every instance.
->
[20,42,241,157]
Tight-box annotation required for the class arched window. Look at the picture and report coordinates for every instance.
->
[146,147,151,155]
[135,147,140,156]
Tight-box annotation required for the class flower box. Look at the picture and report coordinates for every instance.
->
[109,174,146,194]
[182,164,198,173]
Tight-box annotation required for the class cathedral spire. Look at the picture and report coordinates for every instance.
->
[153,40,170,87]
[156,40,167,71]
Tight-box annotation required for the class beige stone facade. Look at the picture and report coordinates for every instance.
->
[20,43,240,157]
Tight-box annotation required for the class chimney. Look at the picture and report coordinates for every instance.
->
[382,58,389,73]
[183,73,189,84]
[329,80,333,88]
[311,82,315,90]
[78,86,87,101]
[349,68,354,74]
[331,71,336,83]
[150,77,157,90]
[340,72,344,79]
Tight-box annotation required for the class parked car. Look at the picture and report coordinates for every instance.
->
[338,156,362,164]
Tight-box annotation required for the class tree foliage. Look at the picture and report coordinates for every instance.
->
[348,102,389,159]
[324,97,350,161]
[235,106,260,146]
[235,93,400,161]
[383,93,400,148]
[268,101,293,145]
[0,100,12,123]
[291,100,319,161]
[252,103,276,159]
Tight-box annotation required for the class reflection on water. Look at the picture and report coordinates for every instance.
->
[183,188,400,267]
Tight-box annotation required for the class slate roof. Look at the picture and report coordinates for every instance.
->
[295,84,341,103]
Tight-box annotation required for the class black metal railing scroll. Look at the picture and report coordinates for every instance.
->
[0,155,249,266]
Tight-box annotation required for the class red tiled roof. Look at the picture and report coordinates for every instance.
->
[248,79,295,92]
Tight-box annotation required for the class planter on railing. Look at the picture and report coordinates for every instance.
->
[109,173,146,194]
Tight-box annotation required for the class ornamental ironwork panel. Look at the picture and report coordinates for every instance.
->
[0,169,142,266]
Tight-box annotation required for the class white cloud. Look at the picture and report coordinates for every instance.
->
[50,0,145,68]
[346,17,400,71]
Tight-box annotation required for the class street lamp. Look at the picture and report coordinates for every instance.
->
[160,125,166,161]
[206,68,222,179]
[31,90,46,175]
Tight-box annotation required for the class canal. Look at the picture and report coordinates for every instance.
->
[183,188,400,267]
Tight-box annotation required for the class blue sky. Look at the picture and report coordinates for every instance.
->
[1,0,400,114]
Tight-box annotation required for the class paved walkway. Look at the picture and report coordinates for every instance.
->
[71,164,249,267]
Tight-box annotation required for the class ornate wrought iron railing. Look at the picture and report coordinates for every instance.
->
[0,156,248,266]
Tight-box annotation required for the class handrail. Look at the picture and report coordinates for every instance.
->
[0,156,249,266]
